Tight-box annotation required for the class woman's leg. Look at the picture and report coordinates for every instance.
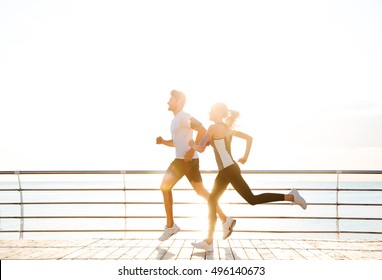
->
[228,164,285,205]
[206,171,230,243]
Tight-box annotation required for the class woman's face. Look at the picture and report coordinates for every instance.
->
[209,105,222,122]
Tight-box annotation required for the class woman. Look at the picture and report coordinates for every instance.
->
[189,103,307,251]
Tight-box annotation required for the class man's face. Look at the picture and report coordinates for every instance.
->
[167,96,177,112]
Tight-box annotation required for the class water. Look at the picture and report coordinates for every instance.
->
[0,173,381,240]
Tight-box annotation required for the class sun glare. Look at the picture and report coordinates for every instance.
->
[0,0,381,170]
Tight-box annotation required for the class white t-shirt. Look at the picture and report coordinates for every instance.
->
[171,111,199,159]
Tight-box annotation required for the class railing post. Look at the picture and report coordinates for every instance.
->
[122,171,127,238]
[16,171,24,240]
[336,170,342,239]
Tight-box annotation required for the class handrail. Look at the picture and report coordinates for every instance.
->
[0,170,381,240]
[1,170,382,175]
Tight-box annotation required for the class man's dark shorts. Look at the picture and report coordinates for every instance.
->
[166,159,203,183]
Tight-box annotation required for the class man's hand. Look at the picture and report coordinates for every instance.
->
[184,148,195,162]
[156,136,163,144]
[188,139,196,148]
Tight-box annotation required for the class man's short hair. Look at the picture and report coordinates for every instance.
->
[171,90,186,107]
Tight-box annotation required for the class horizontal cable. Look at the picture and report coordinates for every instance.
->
[1,216,381,220]
[0,202,380,206]
[1,170,382,175]
[0,229,381,235]
[1,188,381,192]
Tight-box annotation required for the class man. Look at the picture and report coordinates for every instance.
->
[156,90,235,241]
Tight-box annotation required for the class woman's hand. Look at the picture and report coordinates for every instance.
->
[238,157,248,164]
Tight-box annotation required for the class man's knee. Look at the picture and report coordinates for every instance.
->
[160,183,173,193]
[160,174,178,192]
[195,187,207,197]
[191,182,208,197]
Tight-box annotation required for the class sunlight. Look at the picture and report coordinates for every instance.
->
[0,0,381,171]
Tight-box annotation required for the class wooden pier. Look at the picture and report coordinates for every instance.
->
[1,238,381,260]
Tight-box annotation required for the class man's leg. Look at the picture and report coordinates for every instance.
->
[190,181,227,223]
[186,159,228,223]
[158,161,183,241]
[160,172,179,228]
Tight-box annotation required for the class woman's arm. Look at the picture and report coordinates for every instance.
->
[188,126,214,153]
[233,130,253,164]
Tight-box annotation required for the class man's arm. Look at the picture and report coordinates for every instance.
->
[189,117,206,145]
[184,117,206,161]
[193,124,207,146]
[156,136,175,147]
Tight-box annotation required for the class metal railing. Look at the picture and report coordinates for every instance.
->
[0,170,381,240]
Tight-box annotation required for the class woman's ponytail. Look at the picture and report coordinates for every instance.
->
[225,110,240,129]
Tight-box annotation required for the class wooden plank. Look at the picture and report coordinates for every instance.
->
[91,239,139,260]
[205,242,220,260]
[119,239,154,260]
[190,250,206,260]
[95,238,135,259]
[265,240,291,260]
[7,248,35,259]
[0,248,20,259]
[0,238,381,260]
[253,240,277,260]
[217,240,234,260]
[229,239,249,260]
[270,240,305,260]
[103,247,131,260]
[205,250,219,260]
[134,239,162,260]
[284,240,315,260]
[61,239,101,257]
[11,248,43,259]
[60,244,95,259]
[90,246,122,260]
[240,239,263,260]
[177,239,195,260]
[295,240,334,260]
[188,239,207,260]
[307,240,349,260]
[161,239,184,260]
[331,240,381,260]
[147,239,175,260]
[113,239,143,260]
[48,248,83,260]
[24,247,60,259]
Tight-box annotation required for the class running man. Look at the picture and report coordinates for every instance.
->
[156,90,235,241]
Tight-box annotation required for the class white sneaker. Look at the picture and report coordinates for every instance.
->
[158,224,180,241]
[289,189,307,210]
[191,240,214,252]
[222,217,236,239]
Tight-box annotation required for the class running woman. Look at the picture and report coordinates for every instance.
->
[156,91,236,241]
[189,102,307,251]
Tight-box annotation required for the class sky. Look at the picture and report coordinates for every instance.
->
[1,0,382,171]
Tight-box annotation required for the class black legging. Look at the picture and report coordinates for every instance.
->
[208,163,285,237]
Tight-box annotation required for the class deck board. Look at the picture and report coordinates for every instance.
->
[0,238,381,260]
